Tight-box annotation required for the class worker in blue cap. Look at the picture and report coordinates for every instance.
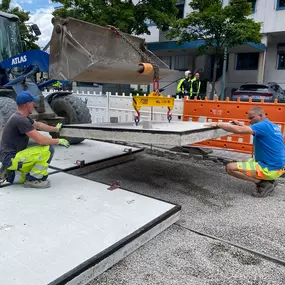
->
[0,91,70,188]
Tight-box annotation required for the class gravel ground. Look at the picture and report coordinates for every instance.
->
[81,152,285,284]
[90,226,285,285]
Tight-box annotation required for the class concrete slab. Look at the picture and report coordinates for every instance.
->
[49,139,143,171]
[0,172,180,285]
[60,121,231,146]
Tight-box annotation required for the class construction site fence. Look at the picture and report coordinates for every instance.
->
[43,90,285,154]
[182,96,285,154]
[43,90,184,123]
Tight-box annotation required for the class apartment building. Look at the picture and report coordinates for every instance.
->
[141,0,285,97]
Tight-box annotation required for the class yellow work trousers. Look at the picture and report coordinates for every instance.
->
[7,145,54,184]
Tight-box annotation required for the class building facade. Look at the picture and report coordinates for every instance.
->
[141,0,285,97]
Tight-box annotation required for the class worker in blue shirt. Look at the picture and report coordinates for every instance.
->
[177,70,192,97]
[205,105,285,198]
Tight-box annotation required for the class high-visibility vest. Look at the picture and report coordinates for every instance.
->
[190,78,201,97]
[177,77,191,94]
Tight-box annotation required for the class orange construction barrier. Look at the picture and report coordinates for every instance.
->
[182,97,285,154]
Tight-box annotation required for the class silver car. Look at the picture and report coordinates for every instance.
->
[232,82,285,103]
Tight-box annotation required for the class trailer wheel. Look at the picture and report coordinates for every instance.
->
[50,95,92,144]
[0,96,17,129]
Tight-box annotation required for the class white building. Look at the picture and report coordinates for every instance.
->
[141,0,285,98]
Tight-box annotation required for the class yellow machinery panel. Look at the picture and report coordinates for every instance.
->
[132,91,175,124]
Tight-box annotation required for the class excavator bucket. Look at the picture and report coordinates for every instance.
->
[49,17,175,84]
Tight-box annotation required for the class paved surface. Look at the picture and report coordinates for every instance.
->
[82,152,285,285]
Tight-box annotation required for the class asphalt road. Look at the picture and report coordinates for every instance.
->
[83,152,285,285]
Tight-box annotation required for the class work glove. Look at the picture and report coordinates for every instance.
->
[58,138,70,148]
[56,123,62,133]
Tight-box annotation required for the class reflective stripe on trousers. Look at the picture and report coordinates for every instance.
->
[7,145,54,183]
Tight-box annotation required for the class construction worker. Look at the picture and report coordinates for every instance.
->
[177,70,192,97]
[0,91,70,188]
[190,72,201,99]
[205,106,285,198]
[52,80,61,91]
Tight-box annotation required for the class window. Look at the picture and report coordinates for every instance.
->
[176,0,185,19]
[173,55,189,70]
[248,0,256,13]
[277,0,285,10]
[277,44,285,69]
[236,53,259,70]
[158,56,172,69]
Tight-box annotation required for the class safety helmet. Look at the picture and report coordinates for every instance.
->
[185,70,191,77]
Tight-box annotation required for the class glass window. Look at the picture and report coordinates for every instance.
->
[236,53,259,70]
[0,16,22,61]
[176,0,185,19]
[239,84,268,91]
[173,55,189,71]
[158,56,171,69]
[277,0,285,10]
[248,0,256,12]
[277,44,285,70]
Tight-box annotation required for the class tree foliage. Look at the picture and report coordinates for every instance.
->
[51,0,178,35]
[167,0,263,97]
[167,0,262,56]
[0,0,40,51]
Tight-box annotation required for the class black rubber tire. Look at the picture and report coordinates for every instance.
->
[0,96,17,128]
[50,95,92,144]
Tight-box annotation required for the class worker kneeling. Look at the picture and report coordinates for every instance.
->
[206,106,285,198]
[0,91,70,188]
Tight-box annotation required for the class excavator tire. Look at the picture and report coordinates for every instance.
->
[0,96,17,129]
[50,95,92,145]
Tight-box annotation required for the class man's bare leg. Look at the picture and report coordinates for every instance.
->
[226,162,276,198]
[226,162,260,184]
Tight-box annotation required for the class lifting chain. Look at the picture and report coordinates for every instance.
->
[106,25,160,91]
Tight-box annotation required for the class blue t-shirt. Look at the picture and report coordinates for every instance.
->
[250,118,285,170]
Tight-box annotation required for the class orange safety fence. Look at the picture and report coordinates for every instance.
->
[182,97,285,154]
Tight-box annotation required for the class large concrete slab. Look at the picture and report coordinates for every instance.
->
[0,172,180,285]
[60,121,230,146]
[49,139,143,171]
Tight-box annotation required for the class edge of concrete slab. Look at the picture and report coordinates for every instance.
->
[51,205,181,285]
[49,147,145,172]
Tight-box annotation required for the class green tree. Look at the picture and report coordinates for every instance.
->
[51,0,178,35]
[167,0,263,99]
[0,0,40,51]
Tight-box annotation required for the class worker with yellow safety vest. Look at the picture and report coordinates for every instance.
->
[176,70,192,97]
[190,72,201,99]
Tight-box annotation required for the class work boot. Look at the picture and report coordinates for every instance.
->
[252,180,275,198]
[24,180,51,189]
[270,180,278,188]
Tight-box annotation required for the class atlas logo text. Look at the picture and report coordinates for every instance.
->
[12,55,27,65]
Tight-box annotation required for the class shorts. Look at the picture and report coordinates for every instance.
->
[237,158,285,180]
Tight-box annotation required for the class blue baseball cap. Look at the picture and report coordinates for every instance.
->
[16,91,38,105]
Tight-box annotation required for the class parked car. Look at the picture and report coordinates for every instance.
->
[231,82,285,103]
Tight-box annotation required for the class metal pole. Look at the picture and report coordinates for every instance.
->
[220,47,228,101]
